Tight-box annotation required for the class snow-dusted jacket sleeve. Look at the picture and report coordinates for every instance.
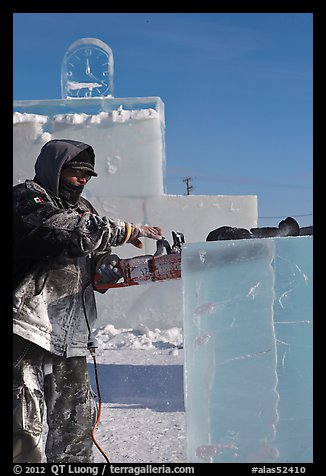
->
[13,181,131,259]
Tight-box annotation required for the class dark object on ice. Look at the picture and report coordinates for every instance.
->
[299,226,313,236]
[206,226,252,241]
[206,217,312,241]
[250,216,300,238]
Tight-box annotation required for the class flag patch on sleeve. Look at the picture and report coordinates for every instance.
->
[34,196,45,203]
[30,196,45,205]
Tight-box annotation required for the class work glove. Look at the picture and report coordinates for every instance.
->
[127,224,163,249]
[96,253,123,284]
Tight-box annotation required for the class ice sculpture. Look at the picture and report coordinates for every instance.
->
[182,236,312,463]
[61,38,114,98]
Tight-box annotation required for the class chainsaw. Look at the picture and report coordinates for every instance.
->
[94,231,184,290]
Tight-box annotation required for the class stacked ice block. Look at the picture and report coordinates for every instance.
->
[13,97,166,197]
[182,236,312,463]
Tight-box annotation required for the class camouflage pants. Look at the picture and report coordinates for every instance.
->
[13,335,97,463]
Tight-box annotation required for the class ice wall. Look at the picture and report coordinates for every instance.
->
[13,97,165,196]
[182,236,312,463]
[13,97,258,329]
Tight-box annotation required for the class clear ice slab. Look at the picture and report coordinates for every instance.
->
[182,236,312,463]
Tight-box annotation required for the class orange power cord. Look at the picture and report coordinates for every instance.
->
[89,349,110,463]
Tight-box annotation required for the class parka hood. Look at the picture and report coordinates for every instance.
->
[34,139,96,196]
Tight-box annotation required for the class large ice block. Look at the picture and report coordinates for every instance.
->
[182,236,312,463]
[13,97,165,196]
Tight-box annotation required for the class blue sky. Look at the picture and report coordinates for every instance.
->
[13,13,313,227]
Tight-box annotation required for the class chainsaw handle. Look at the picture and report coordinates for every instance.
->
[154,239,172,256]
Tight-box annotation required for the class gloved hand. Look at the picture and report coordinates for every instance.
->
[127,224,163,249]
[96,253,123,283]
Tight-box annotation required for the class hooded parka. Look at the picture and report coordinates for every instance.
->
[13,139,130,357]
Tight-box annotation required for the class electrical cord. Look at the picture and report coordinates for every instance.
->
[89,347,110,463]
[82,283,110,463]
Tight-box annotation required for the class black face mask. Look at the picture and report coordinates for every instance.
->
[59,177,84,206]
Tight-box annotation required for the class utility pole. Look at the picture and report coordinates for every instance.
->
[183,176,193,195]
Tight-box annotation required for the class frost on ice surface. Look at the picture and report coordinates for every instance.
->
[194,333,212,348]
[66,80,102,91]
[106,155,121,175]
[195,437,239,463]
[199,250,206,264]
[182,237,312,463]
[53,109,159,125]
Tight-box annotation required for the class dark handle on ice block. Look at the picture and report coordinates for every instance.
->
[154,239,172,256]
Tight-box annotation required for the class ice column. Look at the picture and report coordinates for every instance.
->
[272,237,313,462]
[182,236,312,463]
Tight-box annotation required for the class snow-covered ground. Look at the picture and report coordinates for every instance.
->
[87,325,187,463]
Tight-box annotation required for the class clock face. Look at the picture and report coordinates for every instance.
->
[61,38,114,98]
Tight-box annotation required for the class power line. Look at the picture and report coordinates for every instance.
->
[259,213,312,219]
[179,175,312,219]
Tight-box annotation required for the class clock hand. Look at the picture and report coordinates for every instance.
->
[85,59,101,81]
[86,58,91,75]
[88,71,101,82]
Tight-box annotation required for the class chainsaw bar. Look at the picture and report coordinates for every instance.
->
[94,231,184,290]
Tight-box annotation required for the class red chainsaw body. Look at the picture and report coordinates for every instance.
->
[94,252,181,290]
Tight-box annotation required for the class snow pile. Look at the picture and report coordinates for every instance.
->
[94,324,183,352]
